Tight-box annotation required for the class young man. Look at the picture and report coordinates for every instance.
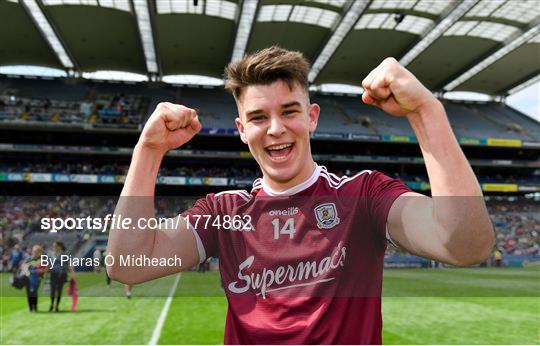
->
[107,46,494,344]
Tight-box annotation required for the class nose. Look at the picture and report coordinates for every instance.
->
[267,114,286,137]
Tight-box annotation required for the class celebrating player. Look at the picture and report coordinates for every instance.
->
[106,46,494,344]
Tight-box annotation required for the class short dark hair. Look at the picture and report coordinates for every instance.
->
[224,46,310,101]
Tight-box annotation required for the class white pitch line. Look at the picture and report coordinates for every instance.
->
[149,273,181,346]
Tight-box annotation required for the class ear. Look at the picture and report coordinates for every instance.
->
[235,117,248,144]
[308,103,320,133]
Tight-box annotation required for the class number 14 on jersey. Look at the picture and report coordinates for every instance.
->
[272,218,295,240]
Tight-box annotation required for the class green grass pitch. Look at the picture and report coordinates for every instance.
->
[1,268,538,344]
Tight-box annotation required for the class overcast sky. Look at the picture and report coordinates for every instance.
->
[506,81,540,123]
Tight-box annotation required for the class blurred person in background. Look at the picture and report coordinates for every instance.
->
[9,243,24,272]
[2,244,8,272]
[66,267,78,312]
[49,241,69,312]
[21,245,46,312]
[493,248,503,267]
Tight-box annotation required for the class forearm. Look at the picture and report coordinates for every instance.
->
[106,144,163,277]
[407,100,481,196]
[121,143,163,196]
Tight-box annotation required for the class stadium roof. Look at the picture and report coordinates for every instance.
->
[0,0,538,96]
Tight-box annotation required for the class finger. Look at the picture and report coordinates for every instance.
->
[365,68,390,97]
[165,117,181,131]
[164,107,196,130]
[372,70,391,89]
[167,116,201,149]
[362,91,375,105]
[367,86,391,101]
[170,105,195,128]
[165,123,177,131]
[181,107,197,128]
[161,106,184,131]
[362,91,385,110]
[361,68,379,90]
[188,116,202,134]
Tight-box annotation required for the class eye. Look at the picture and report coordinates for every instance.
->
[250,115,266,122]
[283,109,298,116]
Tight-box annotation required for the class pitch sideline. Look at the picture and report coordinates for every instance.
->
[148,273,181,345]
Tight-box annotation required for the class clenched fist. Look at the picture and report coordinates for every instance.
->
[362,57,439,117]
[139,102,202,154]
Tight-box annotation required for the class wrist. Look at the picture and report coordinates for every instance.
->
[133,142,166,171]
[135,140,168,158]
[406,98,444,124]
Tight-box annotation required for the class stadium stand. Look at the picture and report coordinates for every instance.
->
[488,200,540,256]
[0,161,538,185]
[179,86,239,129]
[0,0,538,342]
[313,94,415,136]
[443,101,540,140]
[0,79,150,128]
[1,78,538,140]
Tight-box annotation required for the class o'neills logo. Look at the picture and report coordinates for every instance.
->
[228,244,346,299]
[268,207,299,216]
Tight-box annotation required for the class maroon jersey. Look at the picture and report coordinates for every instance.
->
[182,165,411,344]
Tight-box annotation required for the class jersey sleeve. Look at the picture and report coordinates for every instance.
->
[365,171,412,242]
[180,194,219,263]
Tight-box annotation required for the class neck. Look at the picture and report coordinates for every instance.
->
[263,159,316,193]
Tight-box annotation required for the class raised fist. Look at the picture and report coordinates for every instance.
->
[139,102,202,154]
[361,57,438,117]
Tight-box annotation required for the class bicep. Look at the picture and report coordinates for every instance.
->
[387,192,453,262]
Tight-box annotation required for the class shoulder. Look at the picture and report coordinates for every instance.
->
[195,189,253,213]
[318,166,373,190]
[213,189,252,203]
[318,166,408,196]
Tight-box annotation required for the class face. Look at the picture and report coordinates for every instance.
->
[235,80,320,190]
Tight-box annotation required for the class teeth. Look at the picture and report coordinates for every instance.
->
[267,144,292,151]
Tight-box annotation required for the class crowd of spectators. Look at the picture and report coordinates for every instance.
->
[1,162,538,186]
[0,161,260,179]
[1,196,113,244]
[1,162,126,175]
[0,195,188,272]
[487,200,539,256]
[0,93,148,127]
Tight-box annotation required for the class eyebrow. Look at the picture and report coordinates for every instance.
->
[245,101,302,118]
[282,101,302,109]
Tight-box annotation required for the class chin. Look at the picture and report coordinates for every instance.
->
[264,165,299,184]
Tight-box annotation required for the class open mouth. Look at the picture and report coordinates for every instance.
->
[265,143,294,162]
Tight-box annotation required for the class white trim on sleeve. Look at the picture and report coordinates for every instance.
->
[386,224,399,248]
[184,216,207,264]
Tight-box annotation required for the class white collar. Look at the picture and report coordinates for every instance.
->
[261,164,321,196]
